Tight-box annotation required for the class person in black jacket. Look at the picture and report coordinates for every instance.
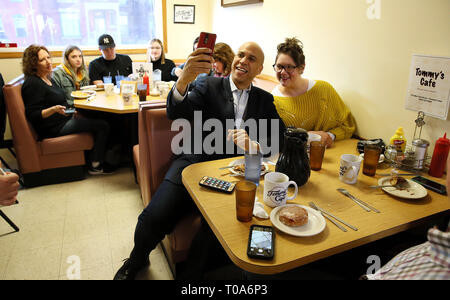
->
[146,39,178,82]
[114,41,286,280]
[89,34,133,85]
[21,44,110,175]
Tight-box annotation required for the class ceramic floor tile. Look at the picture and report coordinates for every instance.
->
[20,195,67,225]
[109,228,136,265]
[63,212,109,244]
[106,207,140,235]
[0,255,9,280]
[59,234,112,278]
[4,245,62,280]
[104,189,142,214]
[60,263,114,280]
[0,167,173,280]
[66,194,106,218]
[12,218,65,252]
[0,231,18,260]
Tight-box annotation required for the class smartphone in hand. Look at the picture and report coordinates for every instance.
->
[197,32,216,54]
[64,108,76,115]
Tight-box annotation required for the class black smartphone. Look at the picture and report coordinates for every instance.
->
[247,225,275,260]
[65,108,76,114]
[411,176,447,195]
[197,32,216,54]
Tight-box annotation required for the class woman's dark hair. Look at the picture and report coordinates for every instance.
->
[213,42,235,77]
[22,44,50,77]
[275,37,305,67]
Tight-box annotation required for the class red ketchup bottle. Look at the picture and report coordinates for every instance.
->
[428,133,450,178]
[143,72,149,96]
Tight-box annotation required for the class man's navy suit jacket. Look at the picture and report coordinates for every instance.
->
[165,76,286,185]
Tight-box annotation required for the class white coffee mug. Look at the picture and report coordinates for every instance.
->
[104,83,114,96]
[339,154,363,184]
[263,172,298,207]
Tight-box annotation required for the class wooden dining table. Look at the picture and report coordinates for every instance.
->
[181,139,449,275]
[73,90,166,114]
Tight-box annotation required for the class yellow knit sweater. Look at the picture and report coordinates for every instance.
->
[272,80,356,141]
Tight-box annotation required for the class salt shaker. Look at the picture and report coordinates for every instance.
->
[411,138,429,170]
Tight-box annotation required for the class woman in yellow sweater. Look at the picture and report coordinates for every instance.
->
[272,38,356,147]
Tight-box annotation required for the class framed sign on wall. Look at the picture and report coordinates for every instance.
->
[221,0,263,7]
[174,4,195,24]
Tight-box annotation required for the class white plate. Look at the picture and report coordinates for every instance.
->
[270,204,326,237]
[227,159,269,177]
[378,177,427,199]
[71,90,95,99]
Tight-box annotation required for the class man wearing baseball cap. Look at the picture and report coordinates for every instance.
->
[89,34,132,85]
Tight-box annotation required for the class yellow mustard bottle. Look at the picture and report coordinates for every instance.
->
[390,127,407,153]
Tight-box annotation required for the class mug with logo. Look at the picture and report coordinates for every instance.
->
[263,172,298,207]
[339,154,363,184]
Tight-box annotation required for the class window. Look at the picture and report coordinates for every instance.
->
[0,0,163,48]
[13,14,27,38]
[0,16,6,39]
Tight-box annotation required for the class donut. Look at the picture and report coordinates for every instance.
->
[279,206,308,227]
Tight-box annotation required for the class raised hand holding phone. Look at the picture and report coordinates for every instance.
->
[176,47,214,95]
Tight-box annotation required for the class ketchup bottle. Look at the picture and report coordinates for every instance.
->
[428,133,450,178]
[143,72,149,96]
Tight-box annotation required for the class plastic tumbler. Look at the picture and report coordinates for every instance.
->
[103,76,112,84]
[362,145,381,176]
[309,141,326,171]
[137,84,147,101]
[235,180,257,222]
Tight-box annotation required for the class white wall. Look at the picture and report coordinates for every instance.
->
[211,0,450,152]
[165,0,213,59]
[2,0,450,154]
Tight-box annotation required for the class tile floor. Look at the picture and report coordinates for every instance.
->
[0,152,173,280]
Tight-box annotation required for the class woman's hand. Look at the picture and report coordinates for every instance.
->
[41,105,67,118]
[227,129,260,154]
[309,131,333,147]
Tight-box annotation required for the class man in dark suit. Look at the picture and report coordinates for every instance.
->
[114,42,286,280]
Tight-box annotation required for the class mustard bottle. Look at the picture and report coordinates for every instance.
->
[390,127,407,153]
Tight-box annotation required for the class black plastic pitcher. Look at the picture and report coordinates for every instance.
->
[275,127,310,187]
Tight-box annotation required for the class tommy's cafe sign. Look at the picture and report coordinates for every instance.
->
[405,54,450,120]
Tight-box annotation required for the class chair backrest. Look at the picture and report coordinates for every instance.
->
[3,81,42,173]
[138,101,182,206]
[0,73,5,142]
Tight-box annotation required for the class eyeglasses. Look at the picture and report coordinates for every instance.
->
[273,64,297,73]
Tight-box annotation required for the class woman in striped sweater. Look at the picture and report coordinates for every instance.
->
[272,38,356,147]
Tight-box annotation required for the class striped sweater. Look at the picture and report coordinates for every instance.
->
[272,80,356,141]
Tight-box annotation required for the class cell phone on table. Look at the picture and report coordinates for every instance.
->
[64,107,76,114]
[247,225,275,260]
[411,176,447,195]
[197,32,216,54]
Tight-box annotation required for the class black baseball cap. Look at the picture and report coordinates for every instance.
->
[98,34,116,50]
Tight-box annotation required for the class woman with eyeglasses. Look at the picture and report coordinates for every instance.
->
[272,38,356,147]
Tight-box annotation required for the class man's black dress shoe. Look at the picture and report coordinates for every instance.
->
[113,258,150,280]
